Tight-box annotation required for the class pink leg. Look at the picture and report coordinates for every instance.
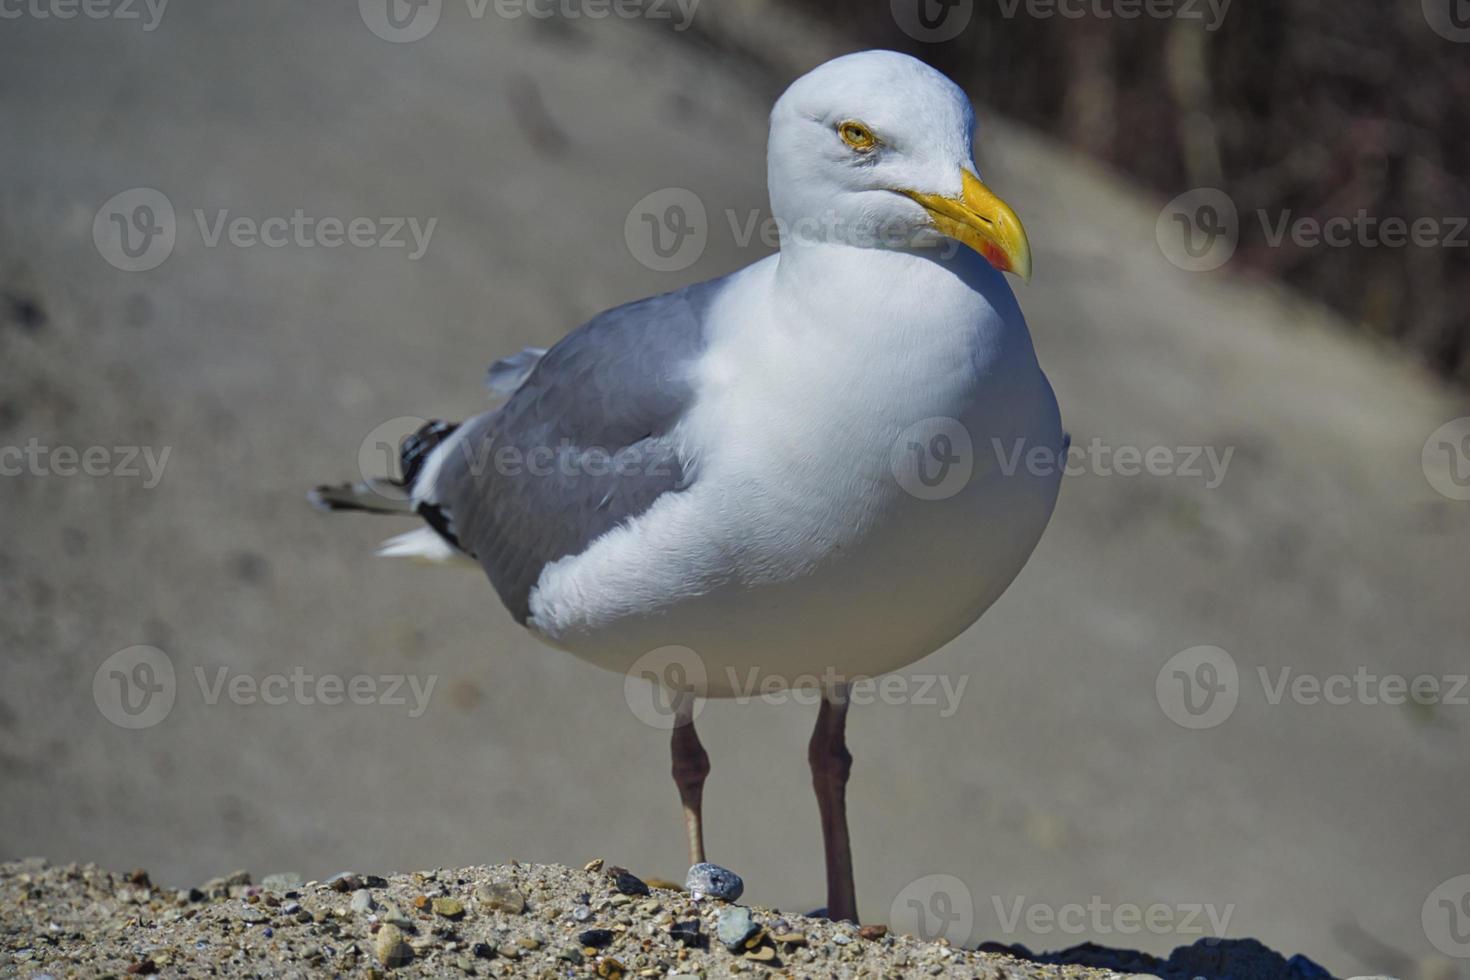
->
[671,695,709,866]
[809,690,858,922]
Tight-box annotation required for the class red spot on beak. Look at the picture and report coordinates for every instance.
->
[980,241,1011,273]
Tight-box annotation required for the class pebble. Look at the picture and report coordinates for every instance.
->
[475,880,526,914]
[572,904,593,922]
[431,897,465,919]
[327,873,362,893]
[577,928,614,948]
[609,867,650,896]
[716,907,759,952]
[374,923,413,968]
[685,863,743,902]
[669,920,704,948]
[859,923,888,941]
[350,889,376,914]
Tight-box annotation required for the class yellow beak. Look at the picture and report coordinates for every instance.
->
[900,171,1033,282]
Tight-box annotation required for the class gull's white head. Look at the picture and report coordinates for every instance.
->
[768,50,1031,280]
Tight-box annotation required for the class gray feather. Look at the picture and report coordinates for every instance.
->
[484,346,547,397]
[423,280,721,622]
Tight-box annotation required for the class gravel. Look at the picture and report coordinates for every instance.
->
[0,858,1136,979]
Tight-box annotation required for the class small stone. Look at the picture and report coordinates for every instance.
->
[771,931,806,946]
[471,942,496,959]
[351,889,376,914]
[744,943,776,962]
[685,863,743,902]
[476,880,526,914]
[583,858,604,873]
[608,867,649,896]
[374,923,413,968]
[412,894,430,911]
[669,920,704,948]
[597,957,626,979]
[328,873,362,893]
[716,907,759,952]
[578,928,615,948]
[858,924,888,941]
[560,946,585,963]
[832,933,851,945]
[572,904,593,922]
[432,897,466,919]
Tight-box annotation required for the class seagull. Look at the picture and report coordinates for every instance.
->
[312,49,1064,924]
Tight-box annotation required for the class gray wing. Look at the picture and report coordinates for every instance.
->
[422,279,721,623]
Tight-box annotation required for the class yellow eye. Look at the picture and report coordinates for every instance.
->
[838,120,877,152]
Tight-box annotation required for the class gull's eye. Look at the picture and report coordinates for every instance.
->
[837,120,878,152]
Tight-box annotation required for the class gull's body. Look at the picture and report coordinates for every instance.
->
[526,245,1061,693]
[315,50,1063,922]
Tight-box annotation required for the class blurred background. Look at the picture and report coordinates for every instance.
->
[1,1,1468,978]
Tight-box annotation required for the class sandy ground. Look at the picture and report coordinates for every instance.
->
[0,858,1330,979]
[0,3,1467,979]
